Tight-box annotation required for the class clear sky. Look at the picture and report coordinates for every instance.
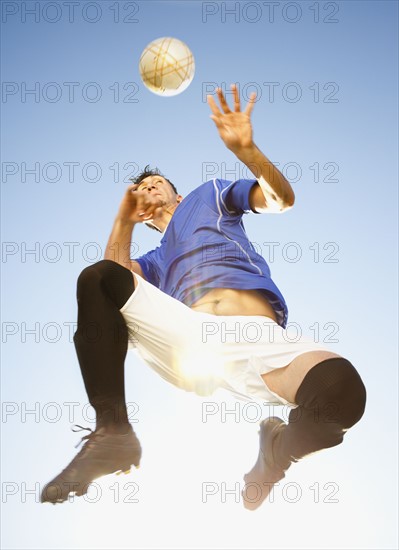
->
[1,1,398,549]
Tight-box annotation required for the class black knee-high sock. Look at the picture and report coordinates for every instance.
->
[73,260,135,432]
[274,358,367,469]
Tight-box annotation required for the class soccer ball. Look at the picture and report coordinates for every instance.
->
[139,37,195,97]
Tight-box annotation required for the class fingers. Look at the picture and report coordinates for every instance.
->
[231,83,241,112]
[244,91,257,116]
[207,94,221,116]
[137,196,165,220]
[216,87,231,114]
[207,89,231,115]
[208,85,256,116]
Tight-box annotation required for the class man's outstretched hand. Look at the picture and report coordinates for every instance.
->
[207,84,257,155]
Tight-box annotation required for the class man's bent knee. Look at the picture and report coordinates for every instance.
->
[295,357,367,429]
[262,350,341,404]
[76,260,135,309]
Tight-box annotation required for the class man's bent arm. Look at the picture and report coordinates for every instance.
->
[103,183,164,274]
[236,143,295,213]
[207,85,295,213]
[104,217,140,272]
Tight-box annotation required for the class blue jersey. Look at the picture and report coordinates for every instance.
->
[135,178,289,328]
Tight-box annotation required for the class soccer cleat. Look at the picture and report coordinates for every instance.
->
[41,425,142,504]
[242,416,291,511]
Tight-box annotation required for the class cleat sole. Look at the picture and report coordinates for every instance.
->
[41,428,142,503]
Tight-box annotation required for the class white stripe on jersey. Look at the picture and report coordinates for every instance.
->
[213,179,262,276]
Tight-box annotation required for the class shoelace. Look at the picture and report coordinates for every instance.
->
[71,425,96,449]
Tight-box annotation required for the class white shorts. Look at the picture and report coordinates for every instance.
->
[119,273,332,407]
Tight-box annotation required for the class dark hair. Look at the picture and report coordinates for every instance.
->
[130,165,178,194]
[130,165,179,233]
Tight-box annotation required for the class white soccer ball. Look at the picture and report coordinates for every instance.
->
[139,37,195,97]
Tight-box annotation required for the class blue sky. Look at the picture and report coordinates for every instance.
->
[1,1,398,548]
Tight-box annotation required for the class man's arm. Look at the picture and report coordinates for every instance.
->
[236,143,295,213]
[104,217,143,274]
[104,183,164,273]
[207,84,295,213]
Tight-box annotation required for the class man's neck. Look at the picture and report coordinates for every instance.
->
[154,203,180,233]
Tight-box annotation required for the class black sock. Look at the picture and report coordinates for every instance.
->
[274,357,367,468]
[73,260,135,433]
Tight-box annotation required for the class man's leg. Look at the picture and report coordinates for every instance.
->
[41,260,141,504]
[262,350,342,405]
[73,259,134,433]
[243,353,366,510]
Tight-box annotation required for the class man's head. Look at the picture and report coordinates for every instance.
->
[130,165,183,233]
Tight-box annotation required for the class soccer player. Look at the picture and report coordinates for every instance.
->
[41,85,366,509]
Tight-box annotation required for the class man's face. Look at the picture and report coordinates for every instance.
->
[136,175,184,231]
[137,175,181,207]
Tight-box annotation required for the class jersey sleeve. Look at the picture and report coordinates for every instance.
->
[216,178,258,216]
[134,248,161,287]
